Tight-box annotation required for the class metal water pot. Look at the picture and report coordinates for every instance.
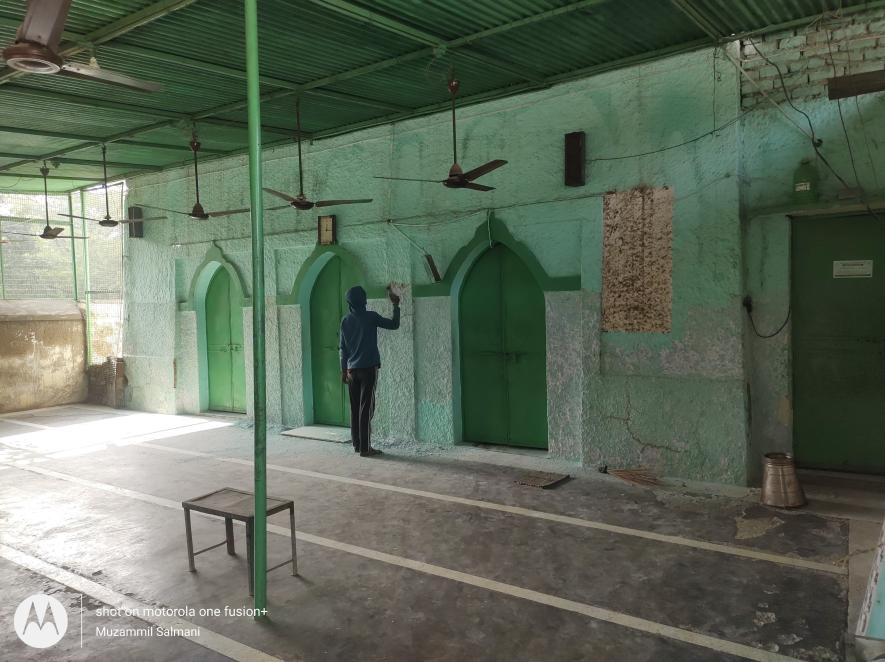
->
[761,452,806,508]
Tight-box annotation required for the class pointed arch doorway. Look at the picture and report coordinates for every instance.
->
[205,267,246,413]
[459,243,548,449]
[310,254,359,426]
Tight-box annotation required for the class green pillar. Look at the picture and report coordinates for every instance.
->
[68,192,78,301]
[244,0,268,615]
[81,190,93,365]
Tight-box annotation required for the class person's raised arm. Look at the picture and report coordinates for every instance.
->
[375,286,401,330]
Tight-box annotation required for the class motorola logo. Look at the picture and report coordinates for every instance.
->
[14,593,68,648]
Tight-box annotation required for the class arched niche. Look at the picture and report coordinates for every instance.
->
[182,245,248,412]
[443,214,579,443]
[282,245,380,426]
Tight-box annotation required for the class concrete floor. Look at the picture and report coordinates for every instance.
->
[0,404,876,661]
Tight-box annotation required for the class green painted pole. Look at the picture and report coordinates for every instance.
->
[244,0,268,615]
[68,192,78,301]
[81,190,93,365]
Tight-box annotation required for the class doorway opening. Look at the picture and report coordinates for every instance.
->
[310,255,359,427]
[792,214,885,473]
[459,243,548,449]
[204,266,246,413]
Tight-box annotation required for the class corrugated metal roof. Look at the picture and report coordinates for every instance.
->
[0,0,879,191]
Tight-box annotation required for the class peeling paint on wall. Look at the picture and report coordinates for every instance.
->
[602,186,673,333]
[0,300,87,413]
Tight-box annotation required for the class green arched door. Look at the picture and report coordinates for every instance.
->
[460,244,547,448]
[206,268,246,413]
[311,256,358,426]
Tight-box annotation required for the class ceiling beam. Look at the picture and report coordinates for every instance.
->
[0,153,163,171]
[0,0,201,86]
[0,172,102,181]
[117,37,712,190]
[102,43,410,113]
[0,119,180,174]
[3,85,295,136]
[66,36,713,193]
[308,38,712,143]
[0,126,226,154]
[190,0,608,121]
[0,0,604,179]
[300,0,546,84]
[668,0,723,40]
[0,16,408,114]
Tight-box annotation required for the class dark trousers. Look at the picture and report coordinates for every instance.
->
[348,367,378,453]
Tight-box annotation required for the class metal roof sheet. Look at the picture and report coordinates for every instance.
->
[0,0,879,191]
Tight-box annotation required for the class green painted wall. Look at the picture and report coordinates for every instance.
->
[740,11,885,483]
[120,34,883,485]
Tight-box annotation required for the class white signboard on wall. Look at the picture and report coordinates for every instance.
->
[833,260,873,278]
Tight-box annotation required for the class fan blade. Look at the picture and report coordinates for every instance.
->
[262,187,297,203]
[463,182,495,192]
[206,208,250,218]
[3,231,42,238]
[116,216,166,224]
[462,159,507,181]
[136,204,193,218]
[57,212,103,222]
[315,199,373,208]
[60,63,163,92]
[267,204,293,211]
[14,0,70,51]
[374,176,445,183]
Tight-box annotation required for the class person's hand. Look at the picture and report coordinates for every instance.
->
[387,287,401,306]
[342,370,351,384]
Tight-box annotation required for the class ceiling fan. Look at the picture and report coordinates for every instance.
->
[57,145,166,228]
[1,0,162,92]
[136,131,250,221]
[264,100,373,211]
[3,163,86,241]
[375,77,507,191]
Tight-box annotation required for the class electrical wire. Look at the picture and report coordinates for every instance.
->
[824,29,863,192]
[723,45,815,141]
[0,177,24,189]
[388,220,429,255]
[588,110,751,162]
[746,304,791,339]
[831,18,881,191]
[745,36,882,222]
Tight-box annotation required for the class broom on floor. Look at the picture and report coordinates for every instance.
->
[598,465,661,487]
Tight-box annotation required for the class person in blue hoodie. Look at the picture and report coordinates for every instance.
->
[339,284,401,457]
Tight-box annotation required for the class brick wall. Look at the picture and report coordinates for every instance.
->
[739,9,885,109]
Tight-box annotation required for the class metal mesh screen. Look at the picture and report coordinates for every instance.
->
[81,184,125,364]
[0,185,126,365]
[0,193,75,299]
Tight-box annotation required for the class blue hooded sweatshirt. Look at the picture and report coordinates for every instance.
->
[339,285,400,370]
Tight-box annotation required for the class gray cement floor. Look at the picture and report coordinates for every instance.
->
[0,404,875,661]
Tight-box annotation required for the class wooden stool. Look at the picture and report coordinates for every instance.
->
[182,487,297,595]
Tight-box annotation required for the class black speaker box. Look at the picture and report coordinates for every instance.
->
[564,131,585,187]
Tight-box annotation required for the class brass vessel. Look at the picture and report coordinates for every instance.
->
[761,452,806,508]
